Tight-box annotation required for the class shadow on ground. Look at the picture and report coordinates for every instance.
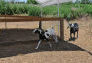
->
[0,29,92,58]
[0,28,39,42]
[68,37,78,41]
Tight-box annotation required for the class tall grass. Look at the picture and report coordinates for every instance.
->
[43,3,92,19]
[84,4,92,16]
[43,5,58,16]
[0,1,92,19]
[28,6,41,16]
[0,0,6,15]
[0,1,30,15]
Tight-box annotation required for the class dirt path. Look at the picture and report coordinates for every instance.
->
[0,16,92,63]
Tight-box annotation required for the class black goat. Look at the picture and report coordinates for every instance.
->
[33,28,58,49]
[68,23,79,39]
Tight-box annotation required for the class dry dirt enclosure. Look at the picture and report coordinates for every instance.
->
[0,16,92,63]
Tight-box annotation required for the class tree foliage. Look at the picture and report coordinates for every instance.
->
[81,0,90,4]
[27,0,38,4]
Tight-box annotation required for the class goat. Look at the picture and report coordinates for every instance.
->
[33,27,58,49]
[67,23,79,39]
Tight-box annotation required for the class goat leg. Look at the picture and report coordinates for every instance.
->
[53,35,58,43]
[47,42,52,48]
[35,40,42,49]
[70,33,72,39]
[74,32,75,38]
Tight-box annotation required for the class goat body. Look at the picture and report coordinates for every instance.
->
[69,23,79,39]
[33,28,58,49]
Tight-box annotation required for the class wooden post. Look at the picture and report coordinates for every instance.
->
[39,21,42,29]
[39,6,43,29]
[5,22,7,29]
[5,15,7,29]
[60,19,64,41]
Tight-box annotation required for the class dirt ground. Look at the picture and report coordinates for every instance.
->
[0,16,92,63]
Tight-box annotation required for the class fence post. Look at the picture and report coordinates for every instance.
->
[39,21,42,29]
[60,19,64,41]
[5,15,7,29]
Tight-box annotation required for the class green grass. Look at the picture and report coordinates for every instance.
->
[0,1,92,20]
[28,6,41,16]
[43,3,92,20]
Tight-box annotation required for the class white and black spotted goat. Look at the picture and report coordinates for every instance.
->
[67,23,79,39]
[33,27,58,49]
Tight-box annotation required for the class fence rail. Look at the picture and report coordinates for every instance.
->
[0,15,63,22]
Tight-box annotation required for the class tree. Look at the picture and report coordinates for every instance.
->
[81,0,90,4]
[9,0,16,3]
[75,0,81,3]
[27,0,38,4]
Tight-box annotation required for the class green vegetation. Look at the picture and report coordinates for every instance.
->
[81,0,91,4]
[0,0,30,15]
[28,6,41,16]
[0,0,6,15]
[0,1,92,20]
[27,0,38,4]
[43,3,92,20]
